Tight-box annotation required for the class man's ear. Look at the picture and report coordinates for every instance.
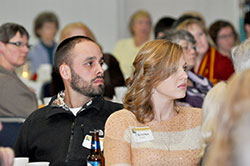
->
[59,64,71,80]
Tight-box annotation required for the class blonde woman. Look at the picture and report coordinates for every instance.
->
[200,81,227,165]
[113,10,152,78]
[104,40,202,165]
[175,18,234,84]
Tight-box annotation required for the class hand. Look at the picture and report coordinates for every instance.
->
[0,147,14,166]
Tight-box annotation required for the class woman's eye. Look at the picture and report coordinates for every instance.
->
[183,65,188,72]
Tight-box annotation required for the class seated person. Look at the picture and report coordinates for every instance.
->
[154,16,176,39]
[161,30,213,108]
[104,40,202,165]
[209,20,238,58]
[42,22,125,99]
[175,17,234,84]
[28,11,59,75]
[14,36,123,166]
[0,23,37,117]
[113,10,152,78]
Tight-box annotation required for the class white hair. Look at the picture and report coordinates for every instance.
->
[231,38,250,72]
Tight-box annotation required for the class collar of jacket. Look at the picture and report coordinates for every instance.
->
[46,95,105,118]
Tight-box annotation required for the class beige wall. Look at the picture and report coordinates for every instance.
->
[0,0,239,52]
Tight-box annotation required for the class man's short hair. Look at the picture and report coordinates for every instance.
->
[0,23,29,43]
[231,38,250,72]
[54,36,99,73]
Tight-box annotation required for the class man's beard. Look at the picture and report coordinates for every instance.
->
[70,68,104,97]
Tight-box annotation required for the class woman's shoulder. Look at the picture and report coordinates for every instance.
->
[108,109,135,121]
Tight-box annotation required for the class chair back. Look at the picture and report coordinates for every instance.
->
[0,117,25,148]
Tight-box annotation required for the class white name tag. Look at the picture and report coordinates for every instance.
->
[131,126,154,142]
[82,135,104,151]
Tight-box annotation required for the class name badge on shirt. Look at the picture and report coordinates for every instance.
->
[131,126,154,142]
[82,135,104,151]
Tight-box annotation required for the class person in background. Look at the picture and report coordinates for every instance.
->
[113,9,152,78]
[104,40,202,165]
[175,18,234,85]
[205,69,250,166]
[209,20,238,58]
[28,11,59,75]
[244,11,250,39]
[231,37,250,72]
[199,81,227,165]
[154,16,176,39]
[0,23,37,117]
[42,22,125,100]
[0,147,14,166]
[161,30,213,108]
[14,36,123,166]
[0,122,14,166]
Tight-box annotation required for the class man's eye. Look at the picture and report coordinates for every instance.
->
[87,62,93,66]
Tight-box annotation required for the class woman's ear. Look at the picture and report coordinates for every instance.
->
[59,64,71,80]
[0,41,5,54]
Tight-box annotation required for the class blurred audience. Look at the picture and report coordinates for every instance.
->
[28,11,59,75]
[104,40,201,165]
[199,81,227,165]
[175,17,234,84]
[206,69,250,166]
[231,38,250,72]
[113,9,152,78]
[154,16,176,39]
[209,20,238,58]
[161,30,213,108]
[0,23,37,117]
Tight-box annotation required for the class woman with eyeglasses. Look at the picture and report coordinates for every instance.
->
[175,18,234,85]
[209,20,238,58]
[0,23,37,117]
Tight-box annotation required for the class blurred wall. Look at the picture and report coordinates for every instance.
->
[0,0,239,53]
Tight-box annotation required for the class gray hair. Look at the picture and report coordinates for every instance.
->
[159,29,196,45]
[231,38,250,72]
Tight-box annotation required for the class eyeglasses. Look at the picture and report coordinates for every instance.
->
[218,33,234,40]
[6,41,31,48]
[182,45,197,52]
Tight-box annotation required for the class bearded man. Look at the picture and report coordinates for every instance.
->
[14,36,123,166]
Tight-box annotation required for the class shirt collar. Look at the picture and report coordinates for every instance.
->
[47,91,104,117]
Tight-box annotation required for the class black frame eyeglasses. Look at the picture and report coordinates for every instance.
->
[6,41,31,49]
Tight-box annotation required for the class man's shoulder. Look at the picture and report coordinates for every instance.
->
[103,99,123,111]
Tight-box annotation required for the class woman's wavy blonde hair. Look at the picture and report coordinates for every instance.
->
[124,39,183,124]
[206,69,250,166]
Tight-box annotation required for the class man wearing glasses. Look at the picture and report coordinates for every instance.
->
[0,23,37,117]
